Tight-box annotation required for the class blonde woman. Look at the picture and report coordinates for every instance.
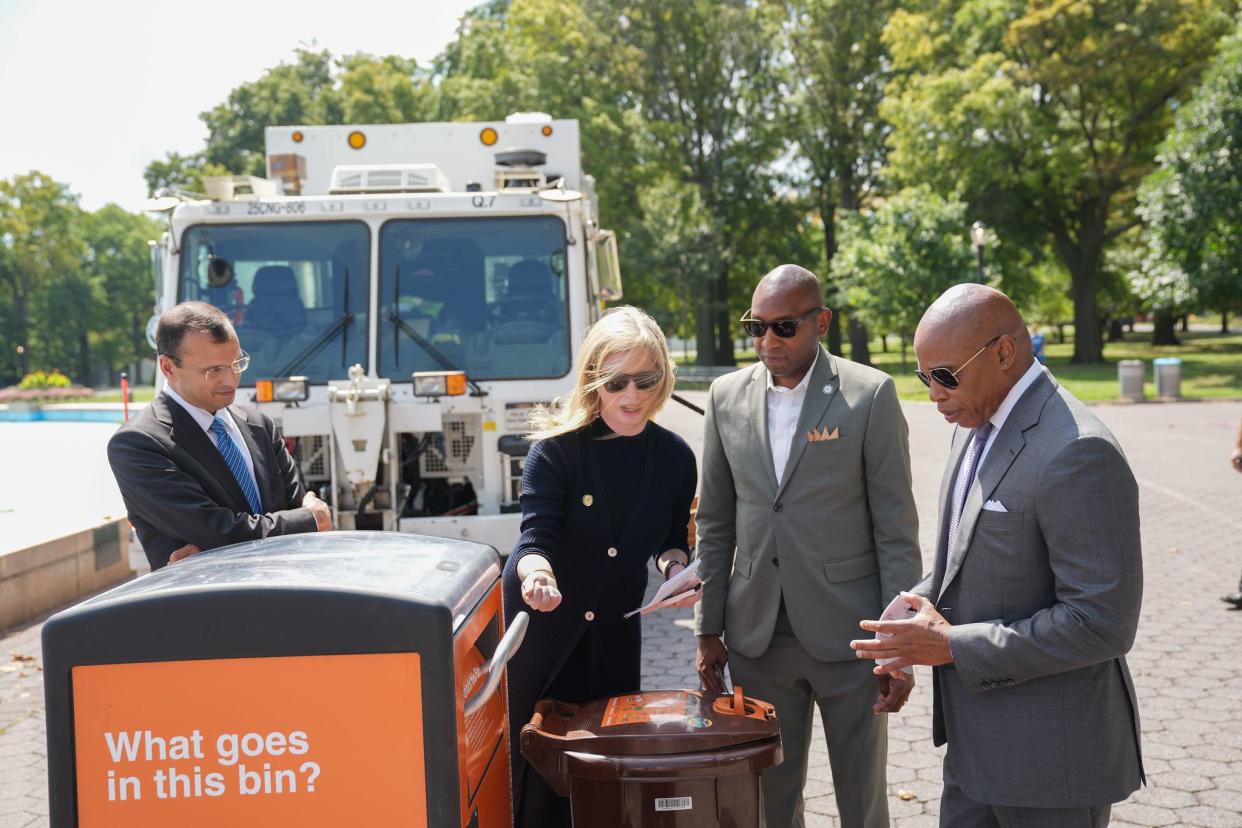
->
[503,306,699,827]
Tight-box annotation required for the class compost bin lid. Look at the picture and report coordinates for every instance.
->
[522,688,778,756]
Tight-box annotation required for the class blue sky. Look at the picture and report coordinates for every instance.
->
[0,0,478,211]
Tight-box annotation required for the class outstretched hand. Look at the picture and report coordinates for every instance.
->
[850,592,954,675]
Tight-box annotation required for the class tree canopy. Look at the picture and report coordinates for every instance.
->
[9,0,1242,388]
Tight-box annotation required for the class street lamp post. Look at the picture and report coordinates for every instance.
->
[971,221,987,284]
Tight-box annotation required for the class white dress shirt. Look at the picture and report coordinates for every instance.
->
[766,349,819,484]
[162,384,257,483]
[952,360,1046,495]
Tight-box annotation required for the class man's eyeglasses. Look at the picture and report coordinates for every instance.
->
[601,371,663,394]
[915,336,1002,390]
[739,307,824,339]
[200,351,250,381]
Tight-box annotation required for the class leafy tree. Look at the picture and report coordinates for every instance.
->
[785,0,896,360]
[142,152,228,197]
[200,48,343,177]
[82,205,161,381]
[832,186,976,364]
[623,177,714,351]
[883,0,1236,363]
[1023,259,1075,342]
[1140,22,1242,333]
[1125,240,1197,345]
[617,0,789,365]
[144,49,436,191]
[337,54,435,124]
[434,0,653,299]
[0,173,85,378]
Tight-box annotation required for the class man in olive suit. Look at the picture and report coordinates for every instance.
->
[695,265,922,828]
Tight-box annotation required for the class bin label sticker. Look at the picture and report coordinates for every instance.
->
[71,653,427,827]
[687,716,712,729]
[600,691,691,727]
[655,796,694,811]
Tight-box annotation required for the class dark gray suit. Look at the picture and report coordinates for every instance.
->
[919,369,1144,824]
[107,394,318,570]
[695,348,921,827]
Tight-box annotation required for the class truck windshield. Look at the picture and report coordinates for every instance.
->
[178,222,369,384]
[378,216,571,381]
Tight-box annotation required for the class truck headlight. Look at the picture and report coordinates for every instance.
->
[412,370,468,397]
[256,376,309,403]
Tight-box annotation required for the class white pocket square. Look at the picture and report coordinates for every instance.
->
[983,499,1008,512]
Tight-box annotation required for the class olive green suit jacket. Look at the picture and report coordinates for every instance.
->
[694,347,921,660]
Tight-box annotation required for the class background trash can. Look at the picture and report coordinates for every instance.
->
[522,687,782,827]
[43,532,526,828]
[1154,356,1182,398]
[1118,359,1145,401]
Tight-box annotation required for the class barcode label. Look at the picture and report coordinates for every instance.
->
[655,796,693,812]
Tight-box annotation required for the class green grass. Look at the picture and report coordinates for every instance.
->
[676,330,1242,402]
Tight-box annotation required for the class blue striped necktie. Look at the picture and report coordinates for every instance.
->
[209,415,263,514]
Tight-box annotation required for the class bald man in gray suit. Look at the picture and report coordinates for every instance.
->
[854,284,1144,827]
[695,265,921,828]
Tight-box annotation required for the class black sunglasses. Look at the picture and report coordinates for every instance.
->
[602,371,663,394]
[915,335,1003,390]
[739,307,824,338]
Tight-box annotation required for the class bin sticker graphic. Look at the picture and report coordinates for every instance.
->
[71,653,427,827]
[600,691,692,727]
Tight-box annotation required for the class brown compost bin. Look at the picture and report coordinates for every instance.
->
[521,687,782,827]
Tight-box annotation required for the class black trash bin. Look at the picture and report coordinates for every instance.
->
[521,687,782,827]
[42,532,526,828]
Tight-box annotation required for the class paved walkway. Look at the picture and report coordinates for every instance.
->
[3,397,1241,826]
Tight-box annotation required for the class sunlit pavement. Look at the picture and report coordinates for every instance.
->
[2,395,1241,826]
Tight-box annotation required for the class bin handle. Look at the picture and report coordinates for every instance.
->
[464,611,529,717]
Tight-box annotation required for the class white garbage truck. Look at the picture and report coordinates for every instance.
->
[144,113,622,552]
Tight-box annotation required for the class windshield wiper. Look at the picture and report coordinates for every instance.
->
[387,312,487,397]
[275,313,354,377]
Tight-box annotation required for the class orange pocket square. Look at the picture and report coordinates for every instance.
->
[807,426,839,442]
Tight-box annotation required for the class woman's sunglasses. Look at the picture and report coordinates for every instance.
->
[915,335,1002,390]
[739,307,824,338]
[602,371,663,394]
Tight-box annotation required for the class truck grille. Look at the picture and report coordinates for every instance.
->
[420,416,481,478]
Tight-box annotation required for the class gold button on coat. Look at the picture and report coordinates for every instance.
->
[584,611,595,621]
[607,547,618,557]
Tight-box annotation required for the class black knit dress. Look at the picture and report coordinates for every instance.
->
[502,418,697,828]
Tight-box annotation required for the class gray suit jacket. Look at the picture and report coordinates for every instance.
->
[694,348,921,660]
[916,369,1144,808]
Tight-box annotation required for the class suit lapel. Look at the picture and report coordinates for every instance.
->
[231,405,270,511]
[939,372,1057,598]
[161,395,251,513]
[747,364,779,494]
[934,428,970,577]
[777,348,840,498]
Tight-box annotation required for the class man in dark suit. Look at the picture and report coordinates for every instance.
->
[108,302,331,570]
[852,284,1143,827]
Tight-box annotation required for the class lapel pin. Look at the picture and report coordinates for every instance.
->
[823,383,834,394]
[582,494,594,507]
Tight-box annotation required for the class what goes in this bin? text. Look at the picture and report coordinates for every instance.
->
[102,729,320,801]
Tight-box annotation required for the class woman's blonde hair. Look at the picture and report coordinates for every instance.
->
[527,305,676,441]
